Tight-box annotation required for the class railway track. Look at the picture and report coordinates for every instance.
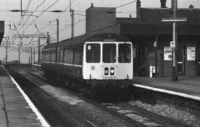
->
[7,66,133,127]
[7,66,200,127]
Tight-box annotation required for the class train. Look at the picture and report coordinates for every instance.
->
[41,33,133,99]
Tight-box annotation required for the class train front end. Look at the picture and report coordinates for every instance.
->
[83,41,133,85]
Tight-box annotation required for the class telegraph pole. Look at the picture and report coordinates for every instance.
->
[33,48,35,63]
[20,0,23,17]
[18,38,22,63]
[55,19,59,64]
[154,36,158,78]
[30,47,32,64]
[70,0,74,38]
[5,39,8,65]
[38,37,41,64]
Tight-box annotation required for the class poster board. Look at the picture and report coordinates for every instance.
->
[187,47,195,61]
[164,47,172,61]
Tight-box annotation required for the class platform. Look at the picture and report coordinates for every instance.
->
[0,65,49,127]
[132,77,200,101]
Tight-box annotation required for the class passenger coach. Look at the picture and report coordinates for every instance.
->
[41,33,133,94]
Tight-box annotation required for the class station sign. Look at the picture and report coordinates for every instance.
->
[170,41,175,48]
[187,47,196,61]
[164,47,172,61]
[161,17,187,22]
[153,41,157,48]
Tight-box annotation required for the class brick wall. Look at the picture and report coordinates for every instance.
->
[86,6,118,34]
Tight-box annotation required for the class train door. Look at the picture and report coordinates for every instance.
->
[176,46,185,76]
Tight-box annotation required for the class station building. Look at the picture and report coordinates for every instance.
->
[85,1,200,77]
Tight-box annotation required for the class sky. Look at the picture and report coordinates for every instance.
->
[0,0,199,63]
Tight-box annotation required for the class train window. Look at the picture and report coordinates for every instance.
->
[118,44,131,63]
[51,52,56,62]
[103,44,116,63]
[47,53,50,62]
[86,44,100,63]
[63,49,69,63]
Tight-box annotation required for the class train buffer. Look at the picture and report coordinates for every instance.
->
[0,65,49,127]
[132,76,200,101]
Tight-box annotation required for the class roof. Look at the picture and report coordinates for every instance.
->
[43,33,130,50]
[120,23,200,36]
[116,8,200,36]
[141,8,200,24]
[116,18,140,24]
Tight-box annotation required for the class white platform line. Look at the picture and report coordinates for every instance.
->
[133,84,200,101]
[2,66,50,127]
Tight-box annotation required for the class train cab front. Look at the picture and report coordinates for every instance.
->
[83,41,133,84]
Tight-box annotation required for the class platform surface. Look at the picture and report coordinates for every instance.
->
[0,66,44,127]
[132,76,200,100]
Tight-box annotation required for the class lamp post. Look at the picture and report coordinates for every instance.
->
[162,0,186,81]
[171,0,178,81]
[153,36,158,78]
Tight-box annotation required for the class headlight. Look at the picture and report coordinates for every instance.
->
[104,67,109,75]
[110,67,115,75]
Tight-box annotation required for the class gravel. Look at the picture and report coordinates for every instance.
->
[40,84,129,127]
[129,100,200,127]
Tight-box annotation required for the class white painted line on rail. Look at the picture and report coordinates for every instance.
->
[133,84,200,101]
[85,119,97,127]
[2,66,50,127]
[33,64,41,67]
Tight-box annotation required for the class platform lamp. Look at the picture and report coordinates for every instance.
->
[153,37,158,78]
[161,0,186,81]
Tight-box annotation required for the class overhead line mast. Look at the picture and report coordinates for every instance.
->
[70,0,74,39]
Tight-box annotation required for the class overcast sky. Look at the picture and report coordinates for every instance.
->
[0,0,199,63]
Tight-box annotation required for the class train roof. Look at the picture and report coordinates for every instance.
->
[43,33,131,50]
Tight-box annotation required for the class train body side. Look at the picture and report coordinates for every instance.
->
[41,43,84,79]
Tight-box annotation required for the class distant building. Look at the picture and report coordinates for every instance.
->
[86,1,200,77]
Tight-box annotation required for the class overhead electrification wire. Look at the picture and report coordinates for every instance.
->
[33,0,137,41]
[15,0,33,33]
[10,0,33,44]
[18,0,47,32]
[43,0,77,25]
[59,0,137,36]
[115,0,137,10]
[32,0,77,34]
[55,0,77,19]
[59,19,85,32]
[22,0,60,34]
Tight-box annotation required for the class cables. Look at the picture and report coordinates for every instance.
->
[22,0,60,34]
[32,0,78,34]
[58,0,137,37]
[18,0,47,32]
[56,0,77,19]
